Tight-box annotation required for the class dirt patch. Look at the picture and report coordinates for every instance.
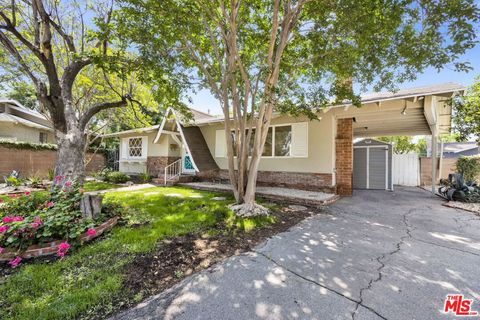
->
[95,207,319,319]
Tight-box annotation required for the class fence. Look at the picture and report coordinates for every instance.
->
[0,146,106,178]
[392,153,420,186]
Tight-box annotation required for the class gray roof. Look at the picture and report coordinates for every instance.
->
[443,142,478,154]
[0,99,48,120]
[357,82,465,105]
[0,112,53,131]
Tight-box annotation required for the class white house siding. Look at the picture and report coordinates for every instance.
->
[198,113,336,177]
[0,122,54,144]
[118,131,180,174]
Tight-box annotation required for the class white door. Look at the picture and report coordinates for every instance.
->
[392,153,420,186]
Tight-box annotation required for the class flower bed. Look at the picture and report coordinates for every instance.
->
[0,177,122,268]
[0,216,119,261]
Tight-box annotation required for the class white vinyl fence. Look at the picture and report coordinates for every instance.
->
[392,153,420,186]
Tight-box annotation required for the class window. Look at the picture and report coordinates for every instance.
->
[128,137,143,158]
[247,128,273,157]
[274,125,292,156]
[39,132,48,143]
[216,122,306,158]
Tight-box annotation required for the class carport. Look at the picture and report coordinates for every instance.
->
[334,83,465,195]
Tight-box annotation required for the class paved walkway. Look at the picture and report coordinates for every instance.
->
[113,187,480,320]
[181,182,339,206]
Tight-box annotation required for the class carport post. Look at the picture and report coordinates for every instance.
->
[431,130,437,194]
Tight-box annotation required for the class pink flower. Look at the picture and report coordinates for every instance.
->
[24,191,31,196]
[0,225,10,233]
[8,256,22,268]
[0,247,4,254]
[31,222,41,229]
[65,181,72,188]
[12,216,24,222]
[86,228,97,236]
[57,241,71,258]
[0,199,3,203]
[54,175,63,183]
[46,201,55,208]
[2,216,14,223]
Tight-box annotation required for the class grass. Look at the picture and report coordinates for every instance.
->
[82,181,122,192]
[0,186,275,320]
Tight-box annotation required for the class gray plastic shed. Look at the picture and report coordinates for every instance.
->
[353,139,393,190]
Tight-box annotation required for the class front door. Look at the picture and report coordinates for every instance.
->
[182,147,195,174]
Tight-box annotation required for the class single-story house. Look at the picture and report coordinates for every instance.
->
[104,82,464,196]
[0,99,54,144]
[442,142,479,158]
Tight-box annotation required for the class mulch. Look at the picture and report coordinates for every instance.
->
[92,206,320,319]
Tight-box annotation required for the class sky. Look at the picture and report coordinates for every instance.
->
[185,44,480,116]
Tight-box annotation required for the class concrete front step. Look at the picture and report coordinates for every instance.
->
[152,174,195,186]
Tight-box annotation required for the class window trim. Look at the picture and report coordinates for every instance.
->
[225,122,307,159]
[125,136,147,160]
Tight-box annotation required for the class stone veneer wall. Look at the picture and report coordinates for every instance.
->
[335,118,354,196]
[146,156,181,177]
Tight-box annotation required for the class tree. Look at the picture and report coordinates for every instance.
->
[0,0,146,184]
[452,76,480,143]
[377,136,416,154]
[2,81,38,109]
[118,0,479,215]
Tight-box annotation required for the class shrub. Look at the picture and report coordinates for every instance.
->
[0,178,122,255]
[456,156,480,183]
[104,172,130,184]
[27,175,43,188]
[140,172,152,183]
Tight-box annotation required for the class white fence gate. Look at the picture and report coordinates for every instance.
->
[392,153,420,186]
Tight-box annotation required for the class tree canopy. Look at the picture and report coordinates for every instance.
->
[452,76,480,143]
[116,0,479,211]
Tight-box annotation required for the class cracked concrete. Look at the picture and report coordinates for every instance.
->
[113,187,480,320]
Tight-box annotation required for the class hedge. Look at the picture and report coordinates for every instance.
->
[0,139,57,151]
[456,155,480,183]
[0,140,110,154]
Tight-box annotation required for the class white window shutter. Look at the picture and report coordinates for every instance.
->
[291,122,308,157]
[215,129,226,157]
[141,136,148,158]
[121,138,128,159]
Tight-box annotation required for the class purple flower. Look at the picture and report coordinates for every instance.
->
[2,216,14,223]
[0,247,5,254]
[0,225,10,233]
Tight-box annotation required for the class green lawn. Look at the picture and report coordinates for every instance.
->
[83,181,122,192]
[0,186,275,320]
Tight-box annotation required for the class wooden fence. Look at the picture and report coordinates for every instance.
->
[0,146,105,178]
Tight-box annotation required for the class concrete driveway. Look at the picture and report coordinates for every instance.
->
[114,187,480,320]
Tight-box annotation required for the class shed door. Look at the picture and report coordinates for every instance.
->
[353,148,367,189]
[368,148,387,189]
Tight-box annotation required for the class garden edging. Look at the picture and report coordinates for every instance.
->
[0,216,119,261]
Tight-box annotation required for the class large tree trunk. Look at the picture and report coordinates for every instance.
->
[54,127,87,184]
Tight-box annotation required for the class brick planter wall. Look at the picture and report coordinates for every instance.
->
[146,156,181,177]
[199,169,335,193]
[335,118,353,196]
[0,146,105,178]
[0,216,119,261]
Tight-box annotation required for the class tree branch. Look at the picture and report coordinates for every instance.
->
[79,98,128,130]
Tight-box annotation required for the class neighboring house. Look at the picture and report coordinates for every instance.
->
[442,142,479,158]
[105,83,464,196]
[0,99,54,144]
